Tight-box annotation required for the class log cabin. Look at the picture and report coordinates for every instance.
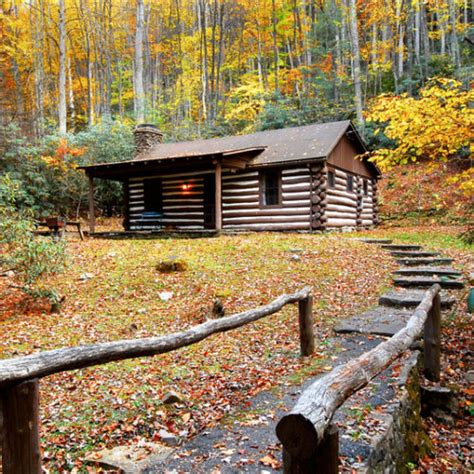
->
[80,121,381,233]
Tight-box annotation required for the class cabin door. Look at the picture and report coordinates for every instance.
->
[203,174,216,229]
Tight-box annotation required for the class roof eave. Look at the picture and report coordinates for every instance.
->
[247,156,326,168]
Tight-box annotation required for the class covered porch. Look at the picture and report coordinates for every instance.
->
[81,150,257,234]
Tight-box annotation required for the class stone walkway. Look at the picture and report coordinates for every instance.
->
[336,238,465,336]
[86,238,466,473]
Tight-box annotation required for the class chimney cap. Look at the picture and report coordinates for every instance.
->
[135,123,162,132]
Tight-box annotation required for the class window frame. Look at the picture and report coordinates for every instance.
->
[346,175,354,193]
[259,169,283,208]
[327,171,335,188]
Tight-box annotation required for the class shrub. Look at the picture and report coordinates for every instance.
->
[0,175,67,310]
[0,119,134,218]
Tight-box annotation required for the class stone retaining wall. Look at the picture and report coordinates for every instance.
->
[361,352,431,473]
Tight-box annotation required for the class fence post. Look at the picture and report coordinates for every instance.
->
[282,423,339,473]
[424,292,441,382]
[298,294,315,356]
[1,379,42,474]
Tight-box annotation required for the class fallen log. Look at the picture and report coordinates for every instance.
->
[276,284,440,459]
[0,287,312,388]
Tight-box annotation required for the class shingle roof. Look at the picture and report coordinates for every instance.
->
[134,120,362,166]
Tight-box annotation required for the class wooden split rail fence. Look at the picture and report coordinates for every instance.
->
[276,284,442,473]
[0,287,314,473]
[0,284,442,473]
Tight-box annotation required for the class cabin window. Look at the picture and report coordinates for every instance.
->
[260,169,281,207]
[327,171,335,188]
[363,179,368,196]
[143,178,163,212]
[346,175,354,192]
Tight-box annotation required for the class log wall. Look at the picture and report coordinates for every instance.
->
[325,167,376,228]
[126,164,377,231]
[128,170,214,230]
[221,168,311,231]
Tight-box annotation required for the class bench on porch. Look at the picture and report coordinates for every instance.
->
[133,211,163,230]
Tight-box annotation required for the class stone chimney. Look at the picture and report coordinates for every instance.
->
[134,124,163,155]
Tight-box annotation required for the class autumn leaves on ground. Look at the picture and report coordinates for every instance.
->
[0,227,472,471]
[3,232,395,470]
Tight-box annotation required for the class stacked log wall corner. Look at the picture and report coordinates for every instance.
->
[310,164,327,230]
[215,162,222,231]
[324,166,376,228]
[356,176,363,228]
[372,179,379,225]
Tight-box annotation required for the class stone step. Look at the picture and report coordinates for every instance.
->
[396,257,454,266]
[360,238,393,244]
[390,250,440,258]
[393,276,465,289]
[379,290,455,309]
[381,244,423,251]
[393,267,462,277]
[144,338,424,474]
[334,306,413,336]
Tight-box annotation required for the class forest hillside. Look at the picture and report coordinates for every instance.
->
[0,0,472,220]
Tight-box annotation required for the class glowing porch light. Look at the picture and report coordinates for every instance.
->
[182,183,190,191]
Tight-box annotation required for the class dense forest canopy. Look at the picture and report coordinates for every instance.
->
[0,0,472,219]
[1,0,472,136]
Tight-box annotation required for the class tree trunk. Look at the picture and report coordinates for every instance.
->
[272,0,279,93]
[32,0,45,135]
[348,0,364,128]
[58,0,67,134]
[198,0,209,120]
[448,0,460,66]
[134,0,146,123]
[67,56,75,130]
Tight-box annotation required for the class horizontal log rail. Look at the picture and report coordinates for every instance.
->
[1,287,314,473]
[276,284,441,471]
[0,287,312,389]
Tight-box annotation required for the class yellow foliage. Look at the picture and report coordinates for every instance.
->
[366,78,473,171]
[225,77,266,133]
[446,168,474,197]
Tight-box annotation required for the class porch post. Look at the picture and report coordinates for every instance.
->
[88,175,96,233]
[215,161,222,231]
